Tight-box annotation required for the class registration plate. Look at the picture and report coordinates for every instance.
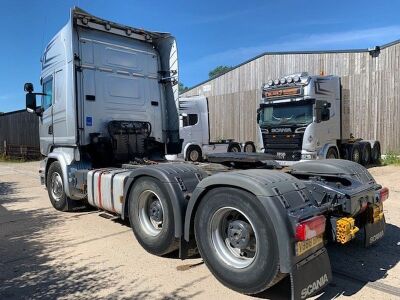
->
[295,235,323,256]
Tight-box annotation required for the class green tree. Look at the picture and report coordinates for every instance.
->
[208,65,233,79]
[179,82,189,94]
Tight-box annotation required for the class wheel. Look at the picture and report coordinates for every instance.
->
[326,147,339,159]
[186,146,202,162]
[243,141,256,153]
[128,176,178,256]
[359,141,372,166]
[46,161,74,212]
[227,142,241,153]
[346,143,361,164]
[194,188,281,294]
[371,141,381,164]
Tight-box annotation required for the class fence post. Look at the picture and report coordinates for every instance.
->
[3,140,6,156]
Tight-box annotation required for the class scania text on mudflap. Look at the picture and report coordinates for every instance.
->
[258,73,382,166]
[25,7,389,299]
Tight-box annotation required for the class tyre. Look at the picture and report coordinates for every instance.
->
[186,146,202,162]
[359,141,372,166]
[346,143,361,164]
[128,176,178,256]
[243,141,256,153]
[326,147,339,159]
[371,141,381,164]
[227,142,241,153]
[194,188,281,294]
[46,161,74,212]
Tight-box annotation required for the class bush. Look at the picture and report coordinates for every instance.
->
[382,152,400,165]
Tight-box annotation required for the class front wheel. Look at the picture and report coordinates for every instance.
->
[227,142,241,153]
[326,147,339,159]
[46,161,74,212]
[194,188,282,294]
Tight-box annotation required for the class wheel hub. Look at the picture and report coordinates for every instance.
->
[51,172,63,202]
[149,200,163,223]
[227,220,252,249]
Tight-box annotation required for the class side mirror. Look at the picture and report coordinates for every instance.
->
[257,108,262,123]
[26,93,37,112]
[315,100,331,123]
[321,106,330,121]
[24,82,42,116]
[24,82,34,93]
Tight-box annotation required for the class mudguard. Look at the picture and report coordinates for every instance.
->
[122,163,207,238]
[45,147,89,199]
[292,248,332,299]
[184,169,319,273]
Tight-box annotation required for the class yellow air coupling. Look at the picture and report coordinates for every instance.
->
[371,203,384,224]
[336,217,359,244]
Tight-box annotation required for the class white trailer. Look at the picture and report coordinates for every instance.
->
[179,96,255,162]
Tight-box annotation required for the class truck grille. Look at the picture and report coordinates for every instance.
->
[262,133,303,150]
[262,132,303,161]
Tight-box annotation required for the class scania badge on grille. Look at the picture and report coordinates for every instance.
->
[271,128,292,133]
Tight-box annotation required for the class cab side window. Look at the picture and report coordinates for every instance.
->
[182,114,198,127]
[42,77,53,110]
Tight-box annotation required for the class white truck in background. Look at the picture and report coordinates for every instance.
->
[179,96,255,162]
[258,73,381,166]
[23,8,389,299]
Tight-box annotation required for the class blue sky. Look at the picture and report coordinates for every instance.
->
[0,0,399,112]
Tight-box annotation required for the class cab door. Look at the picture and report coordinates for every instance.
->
[39,76,54,154]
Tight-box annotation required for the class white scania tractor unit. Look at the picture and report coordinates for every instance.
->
[258,73,381,166]
[179,96,256,162]
[24,8,389,299]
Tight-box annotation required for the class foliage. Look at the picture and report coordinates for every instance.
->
[178,82,189,94]
[382,152,400,165]
[208,65,233,79]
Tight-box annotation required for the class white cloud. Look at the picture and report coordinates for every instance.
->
[187,25,400,69]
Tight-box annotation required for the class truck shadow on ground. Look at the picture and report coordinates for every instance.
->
[0,181,206,299]
[318,222,400,299]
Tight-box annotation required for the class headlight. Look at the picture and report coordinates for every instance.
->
[274,79,280,85]
[287,77,293,83]
[267,79,274,86]
[280,78,287,84]
[294,75,300,82]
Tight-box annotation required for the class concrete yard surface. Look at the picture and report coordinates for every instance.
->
[0,161,399,299]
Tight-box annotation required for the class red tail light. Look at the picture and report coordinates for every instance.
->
[379,187,389,202]
[295,215,326,241]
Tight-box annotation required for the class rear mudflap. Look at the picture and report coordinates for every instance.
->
[291,247,332,299]
[364,216,386,247]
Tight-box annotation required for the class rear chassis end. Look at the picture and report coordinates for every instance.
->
[284,159,387,298]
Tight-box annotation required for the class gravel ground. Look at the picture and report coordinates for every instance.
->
[0,161,399,299]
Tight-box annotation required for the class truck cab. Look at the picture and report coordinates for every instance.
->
[179,96,255,162]
[258,73,380,166]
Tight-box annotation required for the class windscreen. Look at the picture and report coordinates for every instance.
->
[259,101,313,126]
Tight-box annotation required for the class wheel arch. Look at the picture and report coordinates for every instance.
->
[183,142,202,160]
[184,170,301,273]
[318,143,339,159]
[122,164,207,239]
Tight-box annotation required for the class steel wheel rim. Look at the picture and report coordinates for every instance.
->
[138,190,164,236]
[232,147,239,152]
[50,172,64,202]
[244,144,253,152]
[328,152,336,159]
[353,149,360,162]
[210,207,258,269]
[190,150,199,161]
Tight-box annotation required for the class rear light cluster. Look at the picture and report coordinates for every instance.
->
[379,187,389,202]
[295,215,326,241]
